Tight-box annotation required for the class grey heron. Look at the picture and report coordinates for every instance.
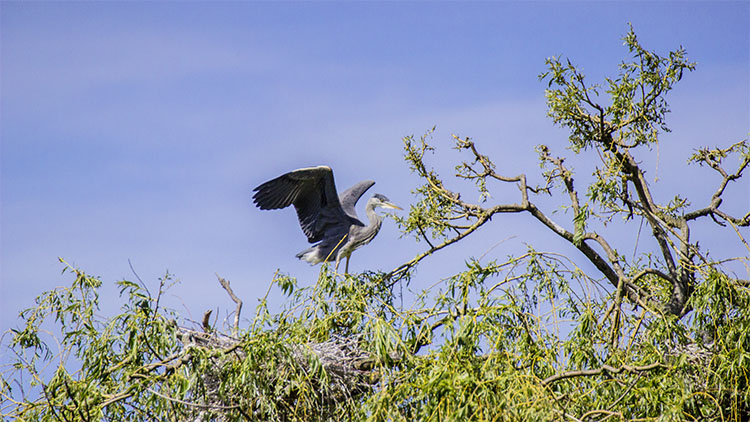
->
[252,166,401,273]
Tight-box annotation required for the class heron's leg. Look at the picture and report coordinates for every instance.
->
[335,255,341,272]
[345,256,350,274]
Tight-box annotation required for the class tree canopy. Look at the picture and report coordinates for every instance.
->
[3,26,749,422]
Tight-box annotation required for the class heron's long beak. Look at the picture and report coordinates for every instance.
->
[383,202,403,211]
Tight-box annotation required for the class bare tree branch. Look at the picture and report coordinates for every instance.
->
[542,362,665,386]
[216,275,243,337]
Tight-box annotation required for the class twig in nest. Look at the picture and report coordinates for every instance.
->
[217,274,243,336]
[202,310,213,333]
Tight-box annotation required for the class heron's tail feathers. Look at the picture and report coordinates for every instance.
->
[296,247,323,264]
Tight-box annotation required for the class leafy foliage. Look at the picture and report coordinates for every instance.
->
[3,27,749,421]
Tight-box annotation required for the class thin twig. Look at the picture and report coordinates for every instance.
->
[541,362,665,386]
[416,221,436,249]
[216,275,243,337]
[146,387,242,410]
[607,372,644,411]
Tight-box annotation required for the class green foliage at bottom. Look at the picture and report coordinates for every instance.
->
[3,255,749,421]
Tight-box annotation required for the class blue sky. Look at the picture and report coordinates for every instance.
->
[2,2,748,337]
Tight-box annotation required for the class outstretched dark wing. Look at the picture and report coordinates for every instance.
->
[252,166,350,243]
[338,180,375,220]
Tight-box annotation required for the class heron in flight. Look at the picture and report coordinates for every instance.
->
[252,166,402,273]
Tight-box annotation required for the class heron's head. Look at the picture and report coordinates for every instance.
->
[371,193,402,210]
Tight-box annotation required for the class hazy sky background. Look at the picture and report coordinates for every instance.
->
[2,2,748,341]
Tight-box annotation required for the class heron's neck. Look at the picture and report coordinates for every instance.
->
[365,199,383,231]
